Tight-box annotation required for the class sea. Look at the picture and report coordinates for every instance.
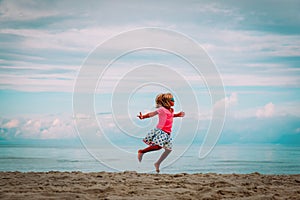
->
[0,142,299,174]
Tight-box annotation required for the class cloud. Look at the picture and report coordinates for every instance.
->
[0,115,76,140]
[256,102,275,118]
[214,92,238,110]
[2,26,299,92]
[225,92,238,106]
[221,74,300,87]
[0,0,59,21]
[1,1,300,93]
[225,100,300,120]
[2,119,19,128]
[219,114,300,145]
[0,112,121,140]
[196,92,237,120]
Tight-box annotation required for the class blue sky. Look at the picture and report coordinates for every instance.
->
[0,0,300,145]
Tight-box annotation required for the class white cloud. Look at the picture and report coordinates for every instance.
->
[0,0,61,21]
[225,92,238,106]
[200,29,300,58]
[1,18,300,92]
[214,92,238,110]
[73,113,91,119]
[0,73,75,92]
[40,118,74,139]
[227,100,300,119]
[0,115,77,140]
[2,26,299,93]
[0,113,122,140]
[3,119,19,128]
[222,74,300,87]
[197,92,237,120]
[52,118,60,126]
[0,26,137,52]
[256,102,275,118]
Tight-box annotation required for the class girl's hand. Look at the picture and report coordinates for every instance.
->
[137,111,157,119]
[178,111,185,117]
[137,112,144,120]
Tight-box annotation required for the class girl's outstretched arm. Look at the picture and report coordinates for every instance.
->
[137,111,158,120]
[174,111,185,118]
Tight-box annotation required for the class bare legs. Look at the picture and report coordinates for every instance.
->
[137,151,144,162]
[138,146,172,173]
[138,145,162,162]
[154,149,172,173]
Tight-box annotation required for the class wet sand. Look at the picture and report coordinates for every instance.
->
[0,171,299,199]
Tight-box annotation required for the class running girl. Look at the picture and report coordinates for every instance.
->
[137,93,185,173]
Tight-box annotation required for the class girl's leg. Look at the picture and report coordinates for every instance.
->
[154,148,172,173]
[139,145,162,153]
[138,145,162,162]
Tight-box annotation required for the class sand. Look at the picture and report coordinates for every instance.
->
[0,171,299,200]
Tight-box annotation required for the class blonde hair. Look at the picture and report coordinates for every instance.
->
[155,93,173,109]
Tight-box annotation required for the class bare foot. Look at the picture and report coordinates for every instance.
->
[138,151,143,162]
[154,162,160,173]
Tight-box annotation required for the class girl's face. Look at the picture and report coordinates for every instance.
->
[170,97,175,106]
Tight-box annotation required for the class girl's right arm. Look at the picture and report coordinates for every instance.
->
[137,111,158,120]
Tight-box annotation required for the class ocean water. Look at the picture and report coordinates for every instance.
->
[0,143,299,174]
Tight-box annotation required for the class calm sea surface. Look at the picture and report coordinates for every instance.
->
[0,143,299,174]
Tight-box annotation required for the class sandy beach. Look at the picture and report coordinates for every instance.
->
[0,171,299,199]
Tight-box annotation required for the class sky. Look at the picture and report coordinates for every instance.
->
[0,0,300,146]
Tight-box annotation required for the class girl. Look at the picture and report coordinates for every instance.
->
[137,93,185,173]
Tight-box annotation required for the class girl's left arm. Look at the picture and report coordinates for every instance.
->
[174,111,185,118]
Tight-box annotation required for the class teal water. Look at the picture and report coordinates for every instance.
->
[0,143,299,174]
